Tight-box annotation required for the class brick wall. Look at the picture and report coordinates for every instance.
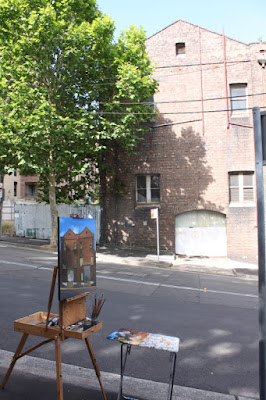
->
[20,175,39,198]
[101,20,266,262]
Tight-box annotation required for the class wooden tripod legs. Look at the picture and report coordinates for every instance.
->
[1,334,106,400]
[85,337,107,400]
[0,333,29,390]
[55,336,63,400]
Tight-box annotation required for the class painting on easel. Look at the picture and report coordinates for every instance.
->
[58,216,97,301]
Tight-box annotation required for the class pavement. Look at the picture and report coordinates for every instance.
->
[0,235,259,400]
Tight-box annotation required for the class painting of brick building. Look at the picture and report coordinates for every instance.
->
[58,217,96,300]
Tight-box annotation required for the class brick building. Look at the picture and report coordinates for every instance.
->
[3,172,39,201]
[101,20,266,262]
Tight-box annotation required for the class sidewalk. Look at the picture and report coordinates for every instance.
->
[96,244,258,279]
[0,235,258,279]
[0,349,256,400]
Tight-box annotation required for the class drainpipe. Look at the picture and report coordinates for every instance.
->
[198,25,204,135]
[223,28,230,131]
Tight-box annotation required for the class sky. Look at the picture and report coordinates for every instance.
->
[97,0,266,44]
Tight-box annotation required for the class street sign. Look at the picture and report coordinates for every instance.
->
[151,208,158,219]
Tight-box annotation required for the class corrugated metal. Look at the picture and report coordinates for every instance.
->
[14,203,101,243]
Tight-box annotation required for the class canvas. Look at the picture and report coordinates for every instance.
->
[58,216,97,301]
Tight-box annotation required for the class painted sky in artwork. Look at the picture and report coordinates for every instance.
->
[58,217,96,249]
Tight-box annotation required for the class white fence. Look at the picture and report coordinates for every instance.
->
[14,203,101,243]
[2,199,15,221]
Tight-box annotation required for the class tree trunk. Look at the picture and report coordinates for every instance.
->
[48,173,58,248]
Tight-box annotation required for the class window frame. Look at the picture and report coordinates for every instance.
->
[229,172,255,206]
[230,83,248,116]
[175,42,185,55]
[25,183,36,197]
[136,174,160,205]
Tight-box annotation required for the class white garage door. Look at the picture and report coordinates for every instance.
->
[175,210,227,257]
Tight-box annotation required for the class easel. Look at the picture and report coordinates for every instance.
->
[0,266,107,400]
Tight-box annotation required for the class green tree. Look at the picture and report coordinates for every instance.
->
[0,0,157,246]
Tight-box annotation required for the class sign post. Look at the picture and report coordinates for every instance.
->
[151,208,159,262]
[253,107,266,400]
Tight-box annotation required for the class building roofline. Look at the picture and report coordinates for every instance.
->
[146,19,255,46]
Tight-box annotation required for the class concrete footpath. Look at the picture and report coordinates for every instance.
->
[0,349,256,400]
[0,235,258,279]
[0,235,258,399]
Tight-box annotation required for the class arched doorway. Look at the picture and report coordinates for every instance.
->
[175,210,227,256]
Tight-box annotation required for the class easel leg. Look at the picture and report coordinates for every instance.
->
[1,333,29,390]
[55,336,63,400]
[85,337,107,400]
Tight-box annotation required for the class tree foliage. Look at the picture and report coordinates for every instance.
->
[0,0,157,245]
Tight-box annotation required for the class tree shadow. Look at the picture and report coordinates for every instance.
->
[101,114,224,251]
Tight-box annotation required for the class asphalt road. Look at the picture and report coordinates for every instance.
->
[0,242,259,399]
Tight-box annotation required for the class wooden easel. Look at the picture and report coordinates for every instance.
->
[0,267,107,400]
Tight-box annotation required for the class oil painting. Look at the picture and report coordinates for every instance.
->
[58,216,96,301]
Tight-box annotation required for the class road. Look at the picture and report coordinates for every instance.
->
[0,242,259,399]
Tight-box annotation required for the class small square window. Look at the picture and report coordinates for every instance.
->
[176,42,185,55]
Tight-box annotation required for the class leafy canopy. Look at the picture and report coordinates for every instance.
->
[0,0,157,201]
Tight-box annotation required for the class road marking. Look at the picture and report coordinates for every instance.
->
[0,260,53,270]
[0,260,39,268]
[0,260,257,298]
[97,275,258,298]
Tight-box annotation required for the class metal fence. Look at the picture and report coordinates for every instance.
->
[14,203,101,243]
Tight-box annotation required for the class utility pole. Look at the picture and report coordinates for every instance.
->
[253,107,266,400]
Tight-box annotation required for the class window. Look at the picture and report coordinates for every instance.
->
[230,84,248,115]
[25,183,36,197]
[136,175,160,204]
[229,172,254,204]
[67,269,74,282]
[176,42,185,55]
[14,181,17,197]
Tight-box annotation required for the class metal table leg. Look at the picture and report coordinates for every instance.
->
[117,344,177,400]
[167,352,177,400]
[118,344,138,400]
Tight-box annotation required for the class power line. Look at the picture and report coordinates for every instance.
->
[153,119,202,128]
[154,59,252,69]
[97,92,266,106]
[93,105,266,116]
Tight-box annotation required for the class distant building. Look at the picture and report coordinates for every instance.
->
[100,20,266,262]
[3,171,38,201]
[60,227,96,287]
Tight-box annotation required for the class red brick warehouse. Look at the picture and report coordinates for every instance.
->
[100,20,266,263]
